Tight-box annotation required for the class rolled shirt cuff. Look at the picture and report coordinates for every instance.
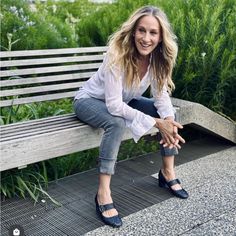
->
[157,107,176,120]
[126,114,156,143]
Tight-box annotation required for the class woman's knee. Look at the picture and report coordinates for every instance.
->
[107,116,126,131]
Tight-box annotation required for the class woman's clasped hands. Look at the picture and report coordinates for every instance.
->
[154,117,185,149]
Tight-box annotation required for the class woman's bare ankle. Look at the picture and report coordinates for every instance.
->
[162,168,175,181]
[97,189,112,204]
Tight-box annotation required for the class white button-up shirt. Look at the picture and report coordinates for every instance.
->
[75,57,175,142]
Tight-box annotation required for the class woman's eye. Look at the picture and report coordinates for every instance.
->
[151,31,158,35]
[138,28,145,33]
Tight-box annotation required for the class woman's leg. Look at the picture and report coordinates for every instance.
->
[98,174,115,217]
[128,97,181,190]
[74,98,125,217]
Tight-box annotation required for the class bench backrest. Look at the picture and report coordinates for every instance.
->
[0,46,108,107]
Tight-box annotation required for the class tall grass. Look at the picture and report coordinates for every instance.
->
[169,0,236,119]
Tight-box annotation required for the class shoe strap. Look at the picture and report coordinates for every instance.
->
[167,178,181,187]
[99,203,115,213]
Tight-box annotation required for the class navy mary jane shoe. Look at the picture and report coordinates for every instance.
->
[95,194,122,228]
[158,169,189,199]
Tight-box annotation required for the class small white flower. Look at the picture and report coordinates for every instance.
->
[7,33,13,40]
[26,21,35,27]
[201,52,206,58]
[204,40,208,44]
[9,6,17,13]
[21,16,29,22]
[19,8,24,14]
[52,4,57,13]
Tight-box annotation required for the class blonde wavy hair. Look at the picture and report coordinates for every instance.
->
[106,5,178,94]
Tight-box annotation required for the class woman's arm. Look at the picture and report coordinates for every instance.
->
[151,81,185,149]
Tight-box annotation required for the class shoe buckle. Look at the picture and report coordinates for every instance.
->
[99,205,105,213]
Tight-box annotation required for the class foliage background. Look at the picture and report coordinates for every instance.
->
[0,0,235,200]
[1,0,235,119]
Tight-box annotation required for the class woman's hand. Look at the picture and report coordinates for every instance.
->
[154,117,185,149]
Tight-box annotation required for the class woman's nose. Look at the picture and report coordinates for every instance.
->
[142,33,151,41]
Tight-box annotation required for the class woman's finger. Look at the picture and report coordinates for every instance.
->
[175,143,181,149]
[173,126,178,135]
[172,120,183,129]
[175,134,185,144]
[174,138,179,146]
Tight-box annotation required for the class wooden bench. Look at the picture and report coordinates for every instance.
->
[0,46,159,171]
[1,47,235,172]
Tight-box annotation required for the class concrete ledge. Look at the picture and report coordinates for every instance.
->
[172,98,236,144]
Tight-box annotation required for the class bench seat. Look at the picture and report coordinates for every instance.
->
[0,112,159,171]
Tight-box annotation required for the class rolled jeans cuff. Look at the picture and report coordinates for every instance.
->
[160,146,178,157]
[97,157,116,175]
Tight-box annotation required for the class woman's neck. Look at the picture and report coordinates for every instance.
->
[137,54,150,64]
[137,55,150,80]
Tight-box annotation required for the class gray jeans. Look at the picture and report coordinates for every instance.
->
[73,97,178,175]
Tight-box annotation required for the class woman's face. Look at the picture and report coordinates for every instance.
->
[134,15,162,59]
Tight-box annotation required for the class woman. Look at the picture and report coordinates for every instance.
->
[74,5,189,228]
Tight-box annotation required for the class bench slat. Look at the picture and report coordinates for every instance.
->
[0,46,108,58]
[1,81,83,97]
[0,113,76,129]
[0,63,102,77]
[1,123,85,142]
[0,91,75,107]
[1,54,105,67]
[0,116,78,134]
[1,118,80,137]
[0,72,94,87]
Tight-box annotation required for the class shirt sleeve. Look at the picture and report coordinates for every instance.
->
[151,79,175,119]
[104,65,156,143]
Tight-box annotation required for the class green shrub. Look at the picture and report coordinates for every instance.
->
[169,0,236,120]
[0,0,77,50]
